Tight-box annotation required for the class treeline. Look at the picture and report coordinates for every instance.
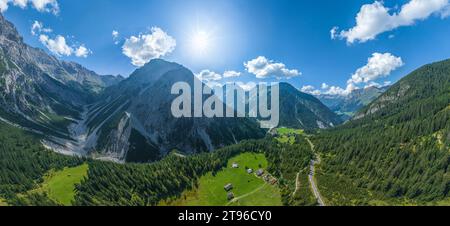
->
[313,60,450,204]
[0,123,83,205]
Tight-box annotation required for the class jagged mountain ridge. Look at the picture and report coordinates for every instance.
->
[72,59,265,162]
[0,14,264,163]
[248,82,342,130]
[0,14,122,141]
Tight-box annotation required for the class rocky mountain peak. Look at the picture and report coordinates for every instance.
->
[0,13,22,43]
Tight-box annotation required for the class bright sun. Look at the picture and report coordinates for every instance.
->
[190,30,212,55]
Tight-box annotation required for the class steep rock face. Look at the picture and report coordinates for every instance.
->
[278,83,342,129]
[252,82,342,130]
[0,14,120,140]
[69,60,265,162]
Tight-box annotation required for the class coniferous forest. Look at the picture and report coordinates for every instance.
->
[313,60,450,205]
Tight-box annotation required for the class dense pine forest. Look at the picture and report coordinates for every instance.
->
[0,123,84,205]
[313,60,450,205]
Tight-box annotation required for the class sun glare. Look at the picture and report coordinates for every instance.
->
[190,30,212,55]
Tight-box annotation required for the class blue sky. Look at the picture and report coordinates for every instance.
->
[2,0,450,95]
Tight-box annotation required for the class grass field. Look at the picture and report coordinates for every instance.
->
[436,198,450,206]
[161,153,282,206]
[276,128,304,144]
[0,197,7,206]
[38,164,89,205]
[277,128,304,135]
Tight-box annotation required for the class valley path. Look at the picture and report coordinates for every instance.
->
[305,138,326,206]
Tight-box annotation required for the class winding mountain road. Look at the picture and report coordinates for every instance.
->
[305,138,326,206]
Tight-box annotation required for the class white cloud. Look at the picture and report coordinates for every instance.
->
[348,52,404,85]
[122,27,176,67]
[30,0,58,14]
[112,30,119,38]
[311,53,403,96]
[334,0,450,44]
[33,22,90,58]
[74,45,91,58]
[31,20,52,36]
[112,30,119,44]
[39,34,72,56]
[0,0,59,14]
[330,26,339,39]
[196,70,222,82]
[441,4,450,18]
[244,56,301,79]
[39,34,91,58]
[301,85,322,95]
[223,70,241,78]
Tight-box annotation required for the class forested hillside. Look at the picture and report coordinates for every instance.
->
[313,59,450,205]
[0,122,84,205]
[1,114,315,206]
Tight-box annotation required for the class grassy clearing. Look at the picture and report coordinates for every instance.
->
[24,164,89,206]
[0,197,7,206]
[228,183,282,206]
[161,153,282,206]
[275,128,304,144]
[277,128,304,136]
[436,198,450,206]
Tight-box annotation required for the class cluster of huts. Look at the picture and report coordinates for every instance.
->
[223,162,269,200]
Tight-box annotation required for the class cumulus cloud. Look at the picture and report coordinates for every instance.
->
[74,45,92,58]
[301,85,322,96]
[333,0,450,44]
[196,70,222,82]
[244,56,301,79]
[33,21,91,58]
[304,53,403,96]
[122,27,176,67]
[39,35,72,56]
[223,70,241,78]
[38,34,91,58]
[31,20,52,36]
[348,52,404,85]
[0,0,59,14]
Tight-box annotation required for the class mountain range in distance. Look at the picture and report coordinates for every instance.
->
[317,86,389,121]
[0,14,346,163]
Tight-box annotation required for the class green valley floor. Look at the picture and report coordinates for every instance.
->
[160,153,283,206]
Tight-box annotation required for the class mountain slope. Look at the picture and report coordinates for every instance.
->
[0,14,119,141]
[260,83,342,130]
[63,59,265,162]
[318,86,389,120]
[279,83,342,129]
[313,59,450,204]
